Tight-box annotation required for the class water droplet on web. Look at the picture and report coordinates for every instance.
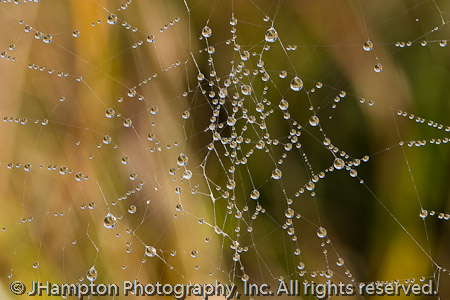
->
[336,258,345,266]
[177,153,188,166]
[317,227,327,238]
[419,209,428,219]
[72,30,80,37]
[75,172,84,181]
[103,135,112,144]
[333,158,345,170]
[241,85,252,95]
[440,40,447,47]
[182,111,190,119]
[250,189,260,200]
[240,50,250,61]
[285,208,294,218]
[279,99,289,110]
[227,116,236,126]
[230,17,238,26]
[233,253,240,261]
[183,170,192,180]
[191,250,198,258]
[128,88,136,97]
[86,267,98,281]
[374,62,383,73]
[128,205,136,214]
[202,26,212,38]
[32,262,39,269]
[290,76,303,91]
[309,115,319,126]
[107,14,118,25]
[43,34,52,44]
[272,168,282,180]
[265,27,278,42]
[104,213,117,229]
[123,118,132,127]
[145,246,156,257]
[226,180,236,190]
[363,40,373,51]
[150,106,158,115]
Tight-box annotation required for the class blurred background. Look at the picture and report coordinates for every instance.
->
[0,0,449,299]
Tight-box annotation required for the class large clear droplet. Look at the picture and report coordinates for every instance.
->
[103,213,117,229]
[309,115,319,126]
[177,153,189,166]
[105,108,115,118]
[290,77,303,91]
[333,158,345,170]
[272,168,282,180]
[202,26,212,38]
[317,227,327,238]
[86,267,98,281]
[265,27,278,42]
[145,246,157,257]
[43,34,52,44]
[374,62,382,73]
[107,14,118,25]
[279,99,289,110]
[363,40,373,51]
[241,85,252,95]
[250,189,260,200]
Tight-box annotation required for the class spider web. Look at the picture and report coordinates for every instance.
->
[0,0,449,299]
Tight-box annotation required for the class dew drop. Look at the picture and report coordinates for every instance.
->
[107,14,118,25]
[145,246,157,257]
[241,85,252,95]
[363,40,373,51]
[285,208,294,218]
[227,116,236,126]
[279,99,289,110]
[182,111,190,119]
[290,77,303,91]
[317,227,327,238]
[86,267,98,282]
[272,168,282,180]
[103,213,117,229]
[177,153,189,166]
[43,34,52,44]
[419,209,428,219]
[333,158,345,170]
[240,51,250,61]
[123,118,132,127]
[202,26,212,38]
[150,106,159,115]
[128,88,136,97]
[128,205,136,214]
[250,189,260,200]
[183,170,192,180]
[309,115,319,126]
[265,27,278,43]
[374,62,383,73]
